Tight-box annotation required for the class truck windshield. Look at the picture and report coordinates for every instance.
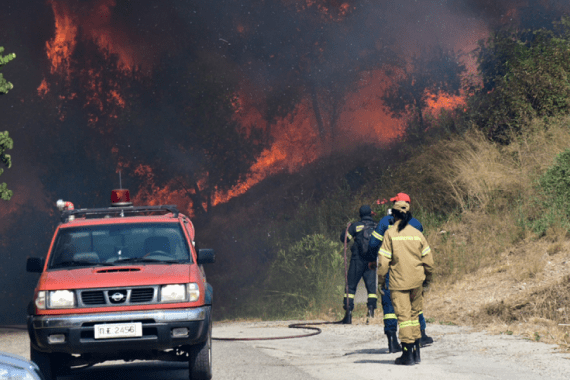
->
[49,223,192,269]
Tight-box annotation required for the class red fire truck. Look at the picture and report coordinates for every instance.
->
[26,190,215,380]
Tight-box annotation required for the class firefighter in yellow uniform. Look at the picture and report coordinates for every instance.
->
[377,201,434,365]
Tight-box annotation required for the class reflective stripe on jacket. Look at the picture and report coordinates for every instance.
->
[377,221,434,290]
[368,215,423,257]
[340,215,375,256]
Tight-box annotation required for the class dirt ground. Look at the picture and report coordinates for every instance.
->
[423,239,570,349]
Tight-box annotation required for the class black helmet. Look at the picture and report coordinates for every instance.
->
[359,205,372,217]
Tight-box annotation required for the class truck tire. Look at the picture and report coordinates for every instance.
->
[30,346,56,380]
[188,322,212,380]
[30,346,69,380]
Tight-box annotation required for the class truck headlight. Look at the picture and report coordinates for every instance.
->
[35,291,46,310]
[160,284,186,302]
[187,283,200,302]
[48,290,75,309]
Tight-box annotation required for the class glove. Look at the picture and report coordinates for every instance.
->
[378,275,386,290]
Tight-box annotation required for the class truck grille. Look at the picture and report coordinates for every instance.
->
[81,291,106,305]
[78,286,158,307]
[130,288,155,303]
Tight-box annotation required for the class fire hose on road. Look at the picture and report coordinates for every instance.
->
[212,223,353,342]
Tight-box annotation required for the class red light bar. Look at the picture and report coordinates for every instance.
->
[111,189,132,207]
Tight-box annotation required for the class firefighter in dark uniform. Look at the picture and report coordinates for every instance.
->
[368,193,434,353]
[378,200,434,365]
[339,205,378,324]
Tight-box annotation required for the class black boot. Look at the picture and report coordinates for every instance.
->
[386,331,402,353]
[420,329,433,346]
[367,305,374,318]
[341,310,352,324]
[394,342,415,365]
[413,339,421,364]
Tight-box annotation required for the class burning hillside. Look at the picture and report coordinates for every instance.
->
[1,0,570,324]
[4,0,567,237]
[27,0,488,216]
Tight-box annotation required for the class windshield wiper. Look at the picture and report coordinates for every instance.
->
[113,257,181,264]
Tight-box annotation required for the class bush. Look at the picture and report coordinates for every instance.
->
[528,148,570,235]
[264,234,345,318]
[468,18,570,143]
[539,149,570,210]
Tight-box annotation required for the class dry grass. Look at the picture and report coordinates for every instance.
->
[443,131,524,212]
[508,117,570,176]
[402,121,570,278]
[512,253,546,281]
[424,209,523,283]
[547,242,564,255]
[425,240,570,349]
[545,225,569,243]
[373,119,570,215]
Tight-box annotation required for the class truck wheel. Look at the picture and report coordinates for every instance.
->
[30,346,56,380]
[188,323,212,380]
[30,346,69,380]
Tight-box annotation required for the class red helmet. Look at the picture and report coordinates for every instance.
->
[390,193,411,203]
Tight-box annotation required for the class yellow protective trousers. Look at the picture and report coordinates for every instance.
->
[390,287,423,344]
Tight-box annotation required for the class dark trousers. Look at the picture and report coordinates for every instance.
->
[382,271,427,333]
[343,254,378,311]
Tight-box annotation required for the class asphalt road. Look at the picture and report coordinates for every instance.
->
[2,322,570,380]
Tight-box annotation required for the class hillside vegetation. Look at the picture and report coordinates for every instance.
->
[202,18,570,348]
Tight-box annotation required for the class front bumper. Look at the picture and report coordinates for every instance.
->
[28,306,211,354]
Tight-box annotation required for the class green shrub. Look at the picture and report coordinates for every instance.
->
[264,234,345,318]
[529,149,570,234]
[468,18,570,143]
[540,149,570,208]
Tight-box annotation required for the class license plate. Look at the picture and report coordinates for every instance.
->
[94,322,142,339]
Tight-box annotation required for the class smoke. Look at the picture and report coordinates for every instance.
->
[1,0,569,323]
[450,0,570,29]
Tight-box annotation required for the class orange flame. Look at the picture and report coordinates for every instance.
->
[43,0,144,73]
[40,1,130,124]
[82,0,140,71]
[212,71,405,205]
[426,92,465,113]
[129,164,195,216]
[37,79,49,97]
[45,0,77,75]
[212,144,288,205]
[339,70,405,145]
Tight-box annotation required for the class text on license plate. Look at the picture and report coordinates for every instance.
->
[94,322,143,339]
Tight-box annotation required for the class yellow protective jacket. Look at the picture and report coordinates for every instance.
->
[377,221,434,291]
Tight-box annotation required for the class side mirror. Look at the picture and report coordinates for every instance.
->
[27,257,45,273]
[197,249,215,265]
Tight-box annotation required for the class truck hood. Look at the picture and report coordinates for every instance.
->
[40,264,191,290]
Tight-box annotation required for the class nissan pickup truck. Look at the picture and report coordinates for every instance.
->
[26,189,215,380]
